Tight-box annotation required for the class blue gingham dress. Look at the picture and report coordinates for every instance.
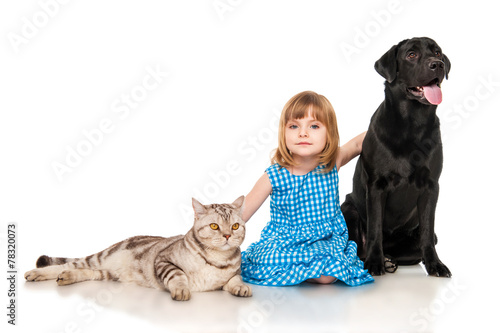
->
[241,163,374,286]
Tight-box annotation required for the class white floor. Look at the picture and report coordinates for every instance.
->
[15,262,489,333]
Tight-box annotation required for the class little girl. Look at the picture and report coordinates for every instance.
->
[240,91,374,286]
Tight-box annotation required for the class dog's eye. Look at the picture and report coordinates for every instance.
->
[407,52,417,59]
[435,50,442,57]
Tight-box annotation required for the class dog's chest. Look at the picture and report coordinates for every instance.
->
[367,150,440,193]
[367,126,442,180]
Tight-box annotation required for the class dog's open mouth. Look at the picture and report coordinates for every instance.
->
[407,79,442,105]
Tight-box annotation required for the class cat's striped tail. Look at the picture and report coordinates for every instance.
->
[36,255,79,268]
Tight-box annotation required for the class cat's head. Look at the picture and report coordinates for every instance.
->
[191,196,245,251]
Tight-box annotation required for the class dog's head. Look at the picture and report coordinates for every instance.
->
[375,37,451,105]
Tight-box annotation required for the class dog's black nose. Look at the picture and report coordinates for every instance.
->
[429,60,444,71]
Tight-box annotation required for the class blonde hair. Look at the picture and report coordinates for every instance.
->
[271,91,339,173]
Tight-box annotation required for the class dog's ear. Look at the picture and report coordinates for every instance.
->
[442,53,451,80]
[374,44,399,83]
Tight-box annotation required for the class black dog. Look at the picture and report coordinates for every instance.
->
[341,37,451,277]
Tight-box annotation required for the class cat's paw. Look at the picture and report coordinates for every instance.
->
[170,287,191,301]
[25,269,50,282]
[228,283,252,297]
[56,270,78,286]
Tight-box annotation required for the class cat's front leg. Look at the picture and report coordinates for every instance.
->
[156,261,191,301]
[169,280,191,301]
[167,273,191,301]
[223,274,252,297]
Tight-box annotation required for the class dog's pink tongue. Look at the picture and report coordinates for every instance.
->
[423,83,442,105]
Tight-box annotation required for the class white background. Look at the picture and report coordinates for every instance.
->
[1,1,499,332]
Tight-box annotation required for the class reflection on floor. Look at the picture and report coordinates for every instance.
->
[20,264,476,333]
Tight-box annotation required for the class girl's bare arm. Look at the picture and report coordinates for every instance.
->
[242,173,272,222]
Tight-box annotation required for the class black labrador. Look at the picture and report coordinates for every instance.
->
[341,37,451,277]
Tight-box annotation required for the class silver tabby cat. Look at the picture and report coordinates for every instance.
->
[25,196,251,301]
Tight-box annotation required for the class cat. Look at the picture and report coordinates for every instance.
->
[25,196,251,301]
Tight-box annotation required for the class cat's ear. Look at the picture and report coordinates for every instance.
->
[192,198,207,219]
[232,195,245,214]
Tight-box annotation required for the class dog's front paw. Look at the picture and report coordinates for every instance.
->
[425,260,451,277]
[384,256,398,273]
[364,257,385,276]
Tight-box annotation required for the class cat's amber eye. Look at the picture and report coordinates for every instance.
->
[232,223,239,230]
[210,223,219,230]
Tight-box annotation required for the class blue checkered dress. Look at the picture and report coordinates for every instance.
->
[241,163,374,286]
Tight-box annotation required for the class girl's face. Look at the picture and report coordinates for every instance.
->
[285,113,327,161]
